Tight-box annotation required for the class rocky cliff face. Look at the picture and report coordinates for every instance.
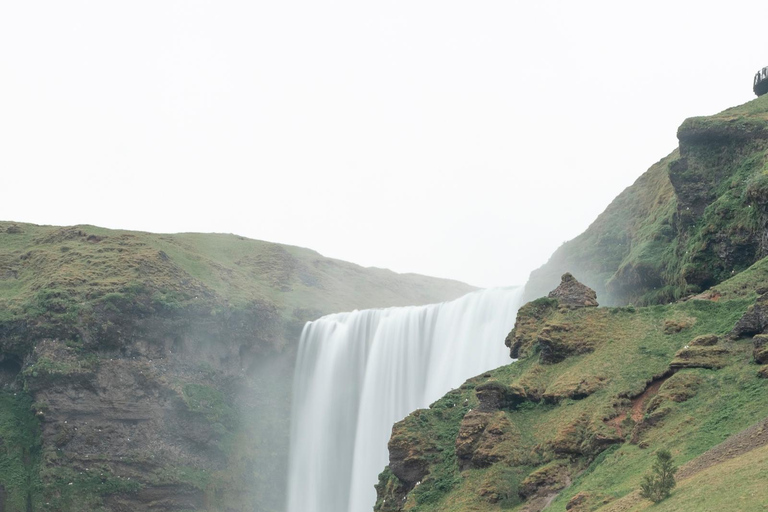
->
[525,95,768,306]
[0,222,476,512]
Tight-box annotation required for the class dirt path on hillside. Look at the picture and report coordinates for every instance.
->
[606,377,668,437]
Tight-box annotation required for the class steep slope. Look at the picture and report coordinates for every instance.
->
[526,94,768,306]
[0,221,475,512]
[374,270,768,512]
[375,97,768,512]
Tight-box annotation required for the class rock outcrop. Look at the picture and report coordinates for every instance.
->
[689,334,719,346]
[731,294,768,338]
[670,345,729,369]
[548,273,599,309]
[388,421,431,489]
[525,96,768,307]
[754,334,768,364]
[507,274,598,363]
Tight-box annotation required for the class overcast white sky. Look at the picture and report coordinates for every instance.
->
[1,1,766,288]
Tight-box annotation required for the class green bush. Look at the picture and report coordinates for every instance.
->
[639,449,677,503]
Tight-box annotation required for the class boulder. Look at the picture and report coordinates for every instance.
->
[689,334,718,346]
[547,273,599,309]
[475,381,527,411]
[731,296,768,338]
[754,334,768,364]
[670,345,729,369]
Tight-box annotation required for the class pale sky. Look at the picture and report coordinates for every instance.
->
[1,1,765,288]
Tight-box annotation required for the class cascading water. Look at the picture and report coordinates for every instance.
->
[286,286,523,512]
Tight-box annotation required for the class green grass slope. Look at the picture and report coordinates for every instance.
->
[375,265,768,512]
[604,443,768,512]
[525,94,768,306]
[0,221,475,327]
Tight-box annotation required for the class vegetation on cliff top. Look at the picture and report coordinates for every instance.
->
[0,222,474,350]
[525,94,768,307]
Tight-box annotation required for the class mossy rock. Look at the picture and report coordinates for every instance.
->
[670,345,729,369]
[753,334,768,364]
[663,316,696,334]
[646,373,702,413]
[690,334,719,346]
[537,321,596,364]
[456,411,520,470]
[518,460,570,499]
[548,414,619,458]
[475,381,527,411]
[543,375,607,403]
[507,297,557,359]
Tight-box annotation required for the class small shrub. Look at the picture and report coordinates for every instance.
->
[639,449,677,503]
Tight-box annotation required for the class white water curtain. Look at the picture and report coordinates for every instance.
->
[286,286,523,512]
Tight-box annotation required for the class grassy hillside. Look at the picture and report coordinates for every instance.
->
[0,221,475,512]
[525,94,768,306]
[0,221,474,327]
[375,265,768,512]
[376,96,768,512]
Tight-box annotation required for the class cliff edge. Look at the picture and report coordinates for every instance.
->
[525,95,768,306]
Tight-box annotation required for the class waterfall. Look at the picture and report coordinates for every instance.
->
[286,286,523,512]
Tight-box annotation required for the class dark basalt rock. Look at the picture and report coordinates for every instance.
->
[387,415,431,489]
[475,381,527,411]
[754,334,768,364]
[731,295,768,338]
[547,273,598,309]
